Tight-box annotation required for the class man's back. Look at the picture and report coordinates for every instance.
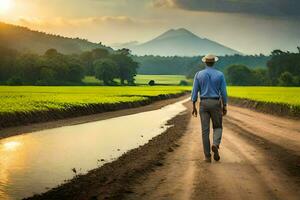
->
[191,67,227,104]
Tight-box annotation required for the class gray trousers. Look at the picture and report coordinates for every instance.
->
[199,99,223,158]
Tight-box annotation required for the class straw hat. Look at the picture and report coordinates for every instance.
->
[202,54,219,62]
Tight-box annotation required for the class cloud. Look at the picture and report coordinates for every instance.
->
[90,16,137,26]
[152,0,300,18]
[152,0,177,8]
[18,17,74,28]
[14,15,167,44]
[16,15,161,28]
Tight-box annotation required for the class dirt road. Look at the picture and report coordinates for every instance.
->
[125,104,300,200]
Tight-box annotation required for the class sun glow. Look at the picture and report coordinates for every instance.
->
[0,0,12,13]
[3,141,21,151]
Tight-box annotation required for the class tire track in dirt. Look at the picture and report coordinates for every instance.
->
[125,112,200,200]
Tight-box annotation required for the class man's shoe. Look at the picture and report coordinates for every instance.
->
[204,156,211,163]
[212,145,220,161]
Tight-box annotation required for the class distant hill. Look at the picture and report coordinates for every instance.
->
[0,22,112,54]
[116,28,240,56]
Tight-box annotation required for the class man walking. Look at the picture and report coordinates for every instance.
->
[191,54,228,162]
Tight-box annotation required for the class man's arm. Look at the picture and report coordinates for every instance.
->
[191,73,199,117]
[220,74,228,115]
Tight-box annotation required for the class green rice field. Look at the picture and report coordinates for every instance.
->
[228,87,300,107]
[0,86,190,114]
[0,85,299,118]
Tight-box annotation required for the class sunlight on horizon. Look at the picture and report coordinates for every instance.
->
[0,0,13,14]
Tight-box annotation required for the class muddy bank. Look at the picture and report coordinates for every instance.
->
[229,97,300,119]
[24,103,191,200]
[0,92,188,131]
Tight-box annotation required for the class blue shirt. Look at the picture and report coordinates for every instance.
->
[191,66,228,105]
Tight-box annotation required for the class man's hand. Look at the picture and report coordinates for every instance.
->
[192,101,198,117]
[192,107,198,117]
[222,106,227,116]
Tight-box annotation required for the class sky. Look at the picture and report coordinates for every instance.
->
[0,0,299,54]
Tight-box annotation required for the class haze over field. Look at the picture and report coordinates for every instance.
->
[0,0,299,54]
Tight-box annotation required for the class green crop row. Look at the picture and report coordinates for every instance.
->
[1,86,299,116]
[227,87,300,107]
[0,86,190,114]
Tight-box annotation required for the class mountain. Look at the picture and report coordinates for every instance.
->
[0,22,112,54]
[122,28,240,56]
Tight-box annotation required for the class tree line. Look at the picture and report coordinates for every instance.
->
[225,48,300,86]
[1,44,299,86]
[0,46,138,86]
[135,54,270,75]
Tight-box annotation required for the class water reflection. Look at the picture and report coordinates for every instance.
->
[3,141,21,151]
[0,137,30,200]
[0,98,188,199]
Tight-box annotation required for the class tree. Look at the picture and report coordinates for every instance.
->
[41,52,68,82]
[293,76,300,86]
[7,76,22,85]
[65,55,85,82]
[79,48,109,76]
[278,72,295,86]
[67,64,84,82]
[117,48,131,55]
[267,48,300,85]
[41,50,84,84]
[0,47,86,85]
[45,48,59,58]
[225,64,255,86]
[16,53,41,84]
[252,68,270,86]
[80,51,94,75]
[37,67,56,85]
[0,46,18,82]
[110,53,139,85]
[94,59,118,85]
[271,49,284,56]
[92,48,109,60]
[186,62,205,79]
